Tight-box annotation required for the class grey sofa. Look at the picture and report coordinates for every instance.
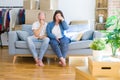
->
[8,24,102,64]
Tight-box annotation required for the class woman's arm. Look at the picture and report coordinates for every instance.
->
[61,20,69,30]
[46,23,56,39]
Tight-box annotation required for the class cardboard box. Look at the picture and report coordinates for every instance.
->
[88,57,120,77]
[44,10,55,22]
[69,56,88,66]
[25,10,55,24]
[40,0,58,10]
[23,0,36,10]
[14,25,22,30]
[76,67,120,80]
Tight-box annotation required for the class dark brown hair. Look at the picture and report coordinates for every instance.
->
[53,10,64,22]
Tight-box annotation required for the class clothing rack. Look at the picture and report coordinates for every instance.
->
[0,6,23,8]
[0,7,23,48]
[0,7,24,48]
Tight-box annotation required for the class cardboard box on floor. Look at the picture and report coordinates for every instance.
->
[25,10,55,24]
[40,0,58,10]
[88,57,120,77]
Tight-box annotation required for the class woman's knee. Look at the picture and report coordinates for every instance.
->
[50,39,59,46]
[60,37,70,44]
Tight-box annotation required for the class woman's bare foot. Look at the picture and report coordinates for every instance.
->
[59,61,62,65]
[59,57,66,67]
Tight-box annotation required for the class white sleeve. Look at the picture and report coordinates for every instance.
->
[32,22,38,30]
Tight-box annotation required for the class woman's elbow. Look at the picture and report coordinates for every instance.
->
[66,26,69,30]
[64,26,69,30]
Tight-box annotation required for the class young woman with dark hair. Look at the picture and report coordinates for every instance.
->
[46,10,70,67]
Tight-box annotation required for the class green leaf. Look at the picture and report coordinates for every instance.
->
[105,16,117,28]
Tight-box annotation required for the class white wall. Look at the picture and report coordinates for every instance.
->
[0,0,23,7]
[58,0,95,29]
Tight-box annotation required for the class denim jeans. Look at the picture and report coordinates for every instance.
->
[27,36,50,60]
[50,36,70,59]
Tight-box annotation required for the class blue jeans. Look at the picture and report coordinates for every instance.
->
[50,36,70,59]
[27,36,50,60]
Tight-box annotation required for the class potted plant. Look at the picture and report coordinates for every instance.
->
[105,29,120,57]
[90,39,106,61]
[105,10,120,56]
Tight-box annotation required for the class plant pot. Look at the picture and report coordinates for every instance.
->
[111,48,120,57]
[111,47,118,57]
[93,50,103,61]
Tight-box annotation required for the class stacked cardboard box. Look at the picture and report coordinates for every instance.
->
[23,0,37,10]
[23,0,58,24]
[40,0,58,10]
[25,10,55,24]
[23,0,58,10]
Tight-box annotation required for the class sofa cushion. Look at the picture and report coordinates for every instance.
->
[22,24,33,36]
[70,32,83,41]
[16,31,29,41]
[76,33,83,40]
[15,40,92,50]
[69,40,92,49]
[15,41,52,49]
[66,24,90,32]
[82,30,94,40]
[93,31,105,39]
[65,24,90,41]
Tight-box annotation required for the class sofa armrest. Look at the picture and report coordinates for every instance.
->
[93,31,105,39]
[8,31,18,55]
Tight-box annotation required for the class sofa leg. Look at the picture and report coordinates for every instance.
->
[13,56,17,64]
[47,58,50,65]
[54,57,57,61]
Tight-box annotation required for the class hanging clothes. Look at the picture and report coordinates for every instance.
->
[9,9,18,31]
[2,9,6,32]
[22,9,25,24]
[18,9,25,24]
[4,9,10,31]
[15,9,19,25]
[0,9,25,32]
[0,10,2,32]
[3,9,8,31]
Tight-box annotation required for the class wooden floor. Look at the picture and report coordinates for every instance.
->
[0,48,75,80]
